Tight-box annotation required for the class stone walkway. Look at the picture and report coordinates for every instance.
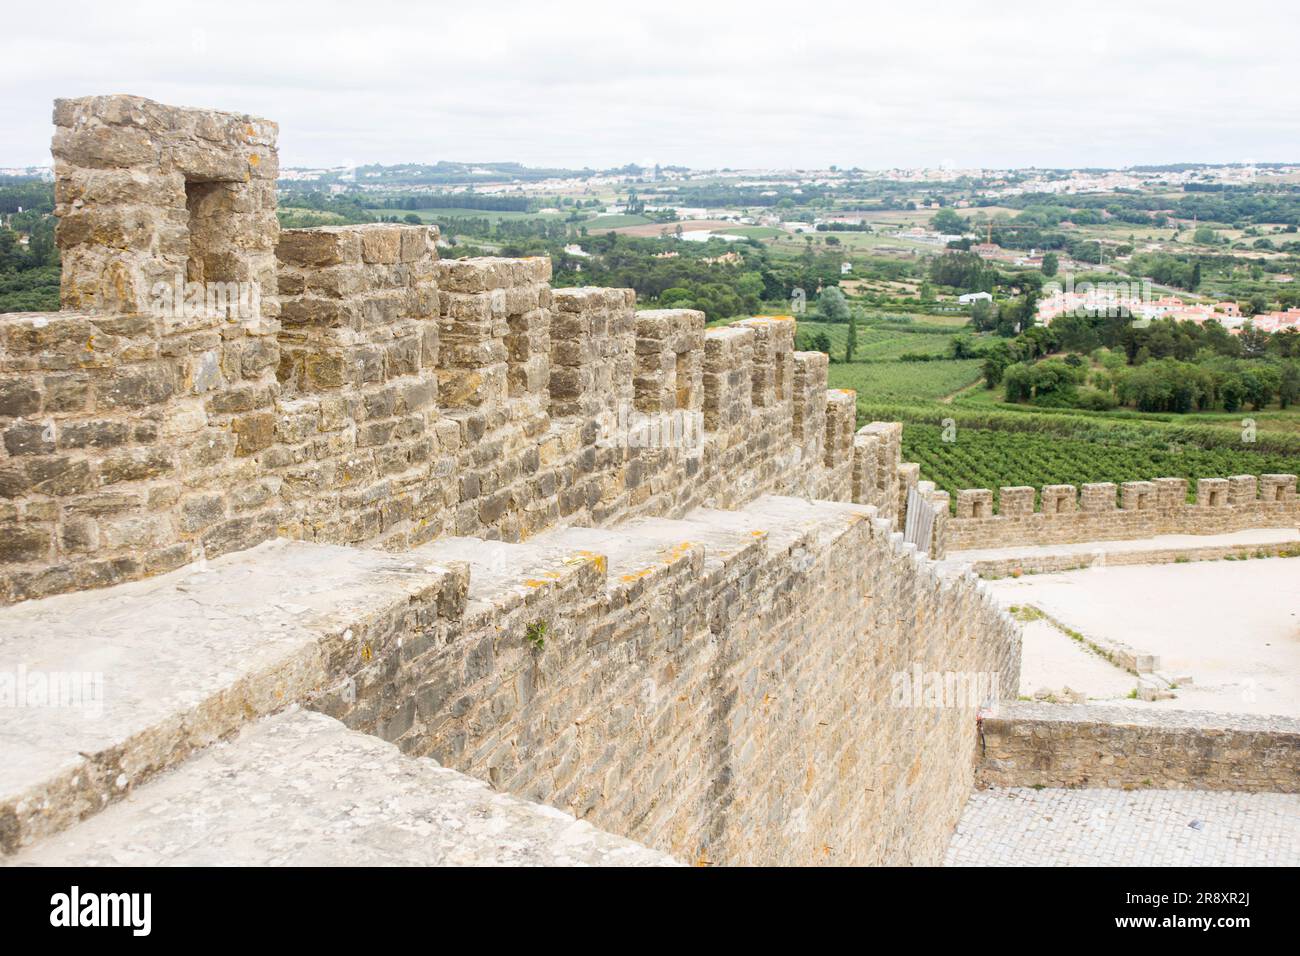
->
[4,709,678,867]
[946,788,1300,866]
[942,526,1300,570]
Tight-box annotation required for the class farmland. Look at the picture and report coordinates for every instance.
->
[790,319,960,360]
[364,207,563,223]
[713,315,983,402]
[829,359,983,402]
[903,422,1300,506]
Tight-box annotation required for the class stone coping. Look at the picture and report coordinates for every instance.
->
[945,527,1300,565]
[4,708,678,867]
[989,700,1300,734]
[0,539,464,854]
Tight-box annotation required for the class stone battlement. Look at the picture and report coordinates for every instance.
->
[0,247,887,602]
[943,474,1299,554]
[0,95,906,604]
[0,94,1020,867]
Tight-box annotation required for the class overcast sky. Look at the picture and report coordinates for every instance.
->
[1,0,1296,171]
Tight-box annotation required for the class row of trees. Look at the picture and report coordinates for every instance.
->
[1001,353,1300,414]
[987,314,1300,413]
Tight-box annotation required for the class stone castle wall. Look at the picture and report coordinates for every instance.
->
[941,474,1299,554]
[305,500,1020,865]
[0,94,1023,866]
[0,97,895,605]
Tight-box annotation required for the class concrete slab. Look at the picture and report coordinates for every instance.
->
[1016,617,1136,702]
[3,709,679,867]
[988,557,1300,717]
[0,539,457,853]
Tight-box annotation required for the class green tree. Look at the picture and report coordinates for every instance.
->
[1002,362,1034,402]
[950,334,978,359]
[969,298,995,332]
[930,208,967,235]
[982,341,1013,387]
[1278,362,1300,409]
[1040,251,1059,277]
[817,286,850,323]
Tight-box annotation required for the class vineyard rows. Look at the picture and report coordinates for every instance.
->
[903,423,1300,508]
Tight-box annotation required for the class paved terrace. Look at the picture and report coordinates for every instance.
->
[986,557,1300,716]
[947,788,1300,866]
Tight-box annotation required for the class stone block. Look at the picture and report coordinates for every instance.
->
[998,486,1035,516]
[955,488,993,520]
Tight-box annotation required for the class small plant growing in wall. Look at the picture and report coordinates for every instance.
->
[525,619,549,651]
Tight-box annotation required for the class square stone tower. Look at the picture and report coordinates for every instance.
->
[51,95,279,318]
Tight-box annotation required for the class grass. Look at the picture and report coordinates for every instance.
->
[954,385,1300,425]
[724,226,786,239]
[861,401,1300,461]
[582,214,654,230]
[829,359,984,402]
[794,321,957,360]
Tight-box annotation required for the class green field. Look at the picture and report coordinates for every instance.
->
[794,320,959,360]
[278,206,352,224]
[582,214,654,229]
[951,380,1300,429]
[725,226,785,239]
[903,423,1300,506]
[364,207,562,223]
[829,359,984,402]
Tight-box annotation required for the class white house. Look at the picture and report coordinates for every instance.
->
[958,292,993,304]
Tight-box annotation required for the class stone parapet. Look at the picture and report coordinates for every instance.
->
[2,91,903,602]
[976,702,1300,793]
[943,474,1300,553]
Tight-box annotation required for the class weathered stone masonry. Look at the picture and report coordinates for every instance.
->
[0,95,1021,865]
[940,475,1299,555]
[306,500,1019,864]
[976,703,1299,794]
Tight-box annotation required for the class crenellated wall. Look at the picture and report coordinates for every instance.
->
[942,474,1299,554]
[51,95,279,319]
[0,97,915,605]
[0,94,1026,868]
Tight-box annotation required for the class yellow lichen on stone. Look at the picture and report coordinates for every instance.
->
[575,550,607,575]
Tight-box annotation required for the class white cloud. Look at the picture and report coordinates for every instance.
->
[0,0,1296,169]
